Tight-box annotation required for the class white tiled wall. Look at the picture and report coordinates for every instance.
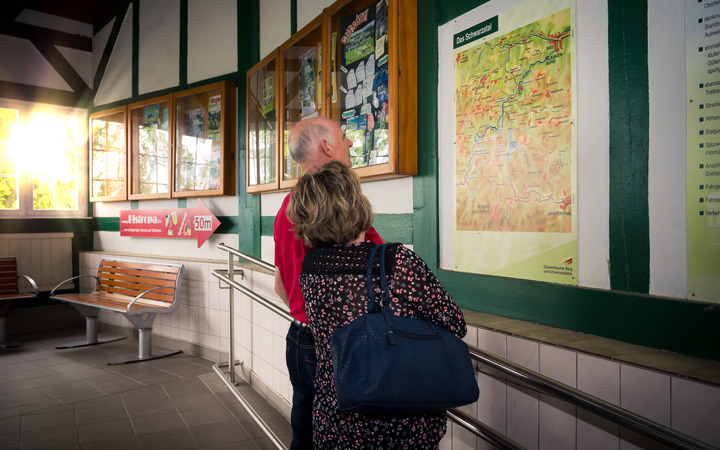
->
[79,252,720,449]
[0,233,73,292]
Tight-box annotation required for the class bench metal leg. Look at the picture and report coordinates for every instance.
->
[107,315,181,365]
[56,305,125,349]
[107,327,181,365]
[0,316,19,348]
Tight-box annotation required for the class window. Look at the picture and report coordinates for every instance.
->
[0,100,87,217]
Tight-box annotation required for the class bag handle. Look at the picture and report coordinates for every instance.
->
[366,243,391,313]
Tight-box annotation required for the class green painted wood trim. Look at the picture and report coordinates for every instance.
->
[236,0,261,258]
[94,217,119,232]
[436,269,720,361]
[608,0,650,293]
[179,0,188,87]
[291,0,297,35]
[260,213,414,245]
[414,0,440,269]
[132,0,139,98]
[0,218,94,234]
[411,0,719,362]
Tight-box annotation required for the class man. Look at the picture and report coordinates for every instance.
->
[274,116,383,449]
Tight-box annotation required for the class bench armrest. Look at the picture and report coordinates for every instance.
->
[51,275,98,296]
[17,274,39,295]
[127,286,177,311]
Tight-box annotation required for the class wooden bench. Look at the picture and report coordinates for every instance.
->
[50,258,184,364]
[0,257,39,348]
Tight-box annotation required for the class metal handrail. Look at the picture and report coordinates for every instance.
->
[213,244,715,450]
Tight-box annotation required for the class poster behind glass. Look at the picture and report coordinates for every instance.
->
[338,0,389,168]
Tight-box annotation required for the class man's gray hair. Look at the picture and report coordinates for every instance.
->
[288,119,333,165]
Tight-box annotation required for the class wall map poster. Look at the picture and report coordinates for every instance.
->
[339,0,390,168]
[452,0,577,284]
[685,0,720,303]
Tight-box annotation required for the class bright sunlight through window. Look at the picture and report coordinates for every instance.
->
[0,102,86,216]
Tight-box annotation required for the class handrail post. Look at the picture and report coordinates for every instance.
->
[227,250,236,385]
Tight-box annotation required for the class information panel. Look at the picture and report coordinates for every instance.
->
[449,0,577,284]
[686,0,720,303]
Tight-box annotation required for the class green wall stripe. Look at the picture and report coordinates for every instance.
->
[436,269,720,361]
[94,217,119,232]
[291,0,297,35]
[260,213,414,245]
[608,0,650,293]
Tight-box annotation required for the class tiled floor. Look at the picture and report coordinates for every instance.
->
[0,327,292,450]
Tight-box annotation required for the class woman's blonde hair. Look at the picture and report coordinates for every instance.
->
[287,160,374,248]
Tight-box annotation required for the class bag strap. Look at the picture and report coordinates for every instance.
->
[366,243,391,313]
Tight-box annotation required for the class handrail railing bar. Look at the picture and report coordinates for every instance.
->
[217,242,275,272]
[227,251,237,384]
[212,270,293,322]
[446,409,522,450]
[468,347,715,450]
[213,245,715,450]
[211,363,285,450]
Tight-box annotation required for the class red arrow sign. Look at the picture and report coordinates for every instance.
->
[120,199,220,248]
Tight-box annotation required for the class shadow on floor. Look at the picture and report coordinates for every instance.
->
[0,327,292,450]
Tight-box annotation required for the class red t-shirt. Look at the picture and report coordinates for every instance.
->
[274,191,383,323]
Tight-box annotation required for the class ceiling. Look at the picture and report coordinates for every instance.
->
[0,0,131,35]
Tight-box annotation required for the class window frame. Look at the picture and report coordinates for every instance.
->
[0,99,88,218]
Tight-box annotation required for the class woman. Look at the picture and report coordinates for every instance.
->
[287,160,467,449]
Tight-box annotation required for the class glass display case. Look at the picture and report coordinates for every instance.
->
[279,17,323,188]
[172,80,235,197]
[326,0,417,178]
[247,51,279,193]
[247,0,417,192]
[128,96,171,199]
[90,106,127,202]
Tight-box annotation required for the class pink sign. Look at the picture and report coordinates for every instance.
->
[120,199,220,248]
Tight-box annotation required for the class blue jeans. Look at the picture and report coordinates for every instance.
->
[286,321,317,450]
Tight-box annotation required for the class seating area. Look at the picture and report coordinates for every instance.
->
[50,258,184,364]
[0,326,291,450]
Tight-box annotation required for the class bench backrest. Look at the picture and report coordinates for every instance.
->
[0,257,19,295]
[96,259,183,307]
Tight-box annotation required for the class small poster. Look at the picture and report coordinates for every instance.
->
[208,95,221,142]
[299,47,317,117]
[262,76,274,115]
[187,108,205,138]
[143,104,159,127]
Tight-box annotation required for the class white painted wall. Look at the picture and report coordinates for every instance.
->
[187,0,238,83]
[138,0,180,95]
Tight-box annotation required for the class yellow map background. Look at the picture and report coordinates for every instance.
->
[455,9,572,233]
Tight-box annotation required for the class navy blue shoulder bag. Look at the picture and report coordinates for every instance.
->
[330,243,479,414]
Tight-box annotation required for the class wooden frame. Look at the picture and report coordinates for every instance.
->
[325,0,417,179]
[246,50,280,193]
[89,106,128,202]
[279,16,324,190]
[127,95,172,200]
[246,0,417,192]
[172,80,235,198]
